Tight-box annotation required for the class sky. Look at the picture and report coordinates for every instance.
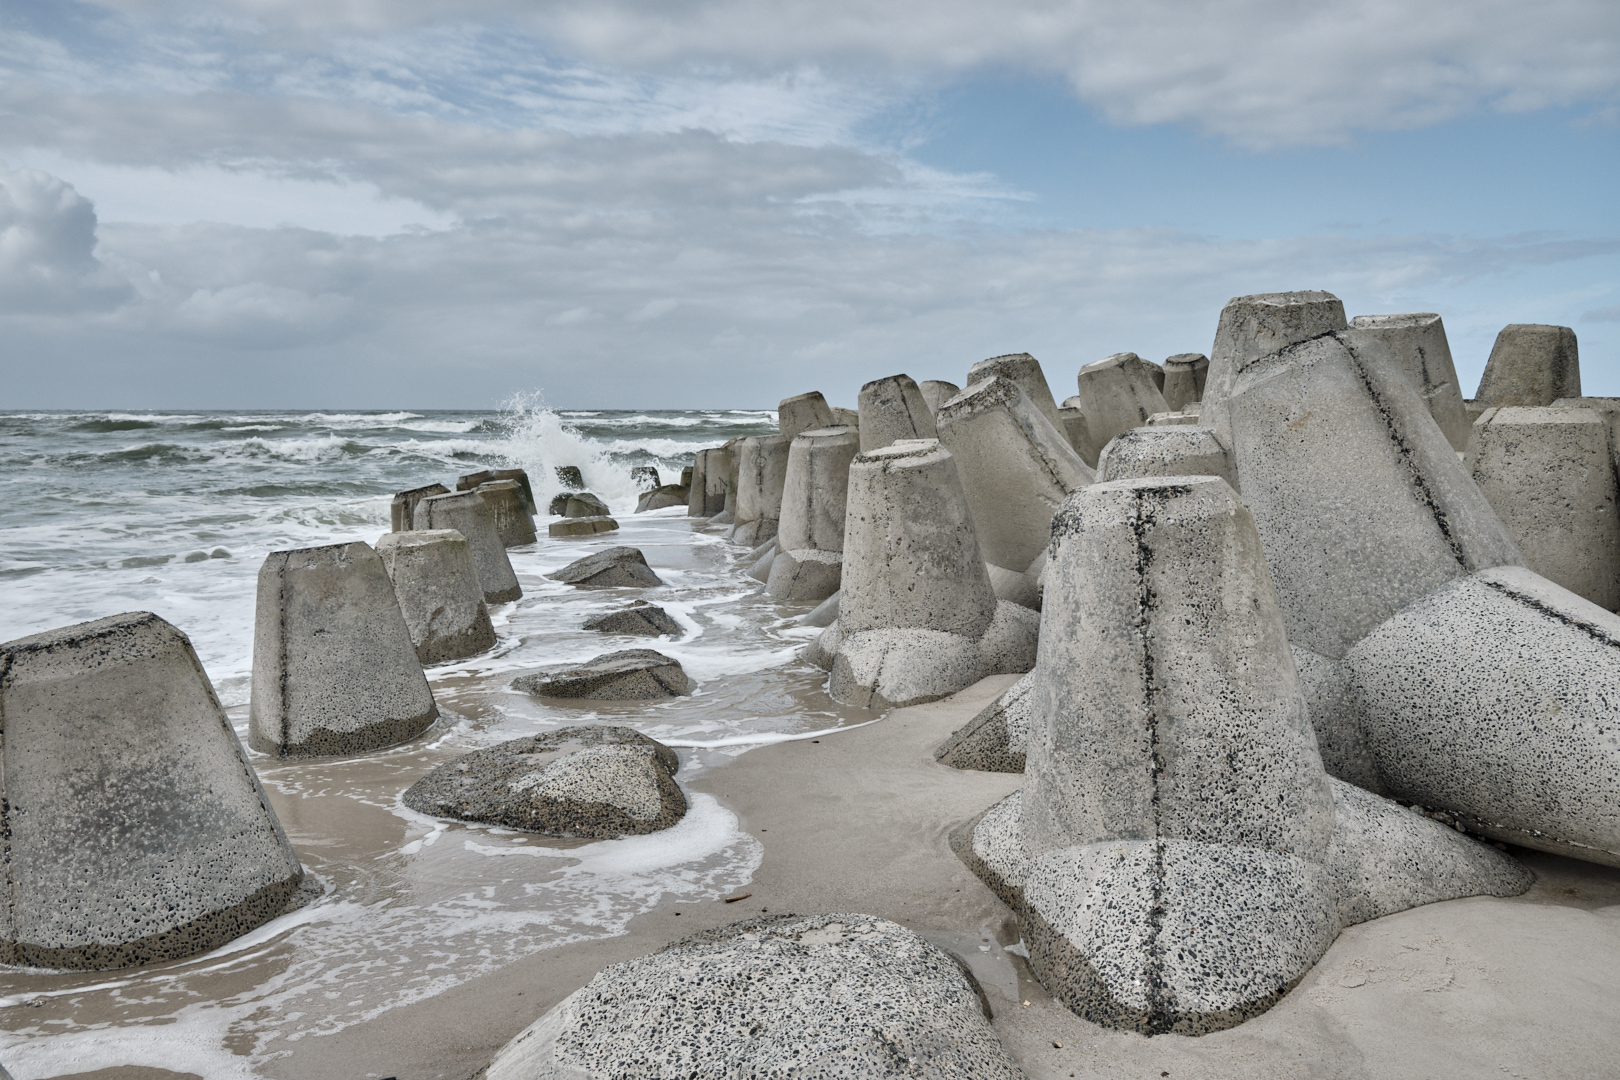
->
[0,0,1616,409]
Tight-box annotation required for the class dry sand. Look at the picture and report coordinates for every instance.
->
[42,673,1620,1080]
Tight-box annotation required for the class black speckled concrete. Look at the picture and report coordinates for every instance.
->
[514,649,691,700]
[546,546,663,588]
[478,479,538,547]
[403,725,684,839]
[0,612,305,971]
[582,602,682,638]
[415,490,523,603]
[935,671,1034,773]
[484,913,1026,1079]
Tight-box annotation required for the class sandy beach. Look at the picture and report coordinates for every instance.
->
[42,671,1603,1080]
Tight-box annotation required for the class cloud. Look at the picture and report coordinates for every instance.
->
[1585,302,1620,322]
[0,163,130,311]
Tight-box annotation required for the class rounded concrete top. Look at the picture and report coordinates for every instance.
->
[1349,312,1441,330]
[1488,405,1605,426]
[793,425,857,443]
[1080,351,1145,374]
[1229,289,1340,307]
[268,538,371,559]
[377,528,468,550]
[478,479,523,492]
[1162,352,1209,368]
[854,438,947,465]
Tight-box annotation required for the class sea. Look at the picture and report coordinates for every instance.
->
[0,401,875,1078]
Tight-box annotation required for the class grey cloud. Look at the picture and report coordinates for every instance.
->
[0,163,130,311]
[1585,303,1620,322]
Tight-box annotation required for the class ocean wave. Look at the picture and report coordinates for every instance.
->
[69,418,161,432]
[295,411,424,427]
[218,436,373,462]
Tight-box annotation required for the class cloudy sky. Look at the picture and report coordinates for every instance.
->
[1,0,1616,409]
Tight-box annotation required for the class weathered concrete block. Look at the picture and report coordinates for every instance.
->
[547,546,663,588]
[857,374,937,452]
[1465,406,1620,610]
[486,913,1024,1080]
[956,476,1529,1034]
[514,649,691,700]
[918,379,960,416]
[767,425,858,602]
[830,406,860,427]
[811,440,1036,707]
[715,434,746,522]
[935,375,1093,598]
[1056,398,1099,466]
[727,433,791,547]
[583,601,682,637]
[1347,313,1472,451]
[250,541,438,757]
[415,490,523,603]
[1292,645,1386,795]
[390,482,448,533]
[459,468,537,513]
[635,485,687,513]
[550,491,609,518]
[478,479,537,547]
[1073,352,1170,449]
[1094,426,1236,489]
[549,515,619,537]
[1160,352,1208,411]
[778,391,836,440]
[1146,410,1199,426]
[1202,289,1347,445]
[687,446,731,517]
[555,465,585,490]
[630,465,660,491]
[404,726,685,838]
[376,529,496,665]
[1211,290,1521,659]
[934,670,1036,773]
[966,353,1063,433]
[0,612,304,970]
[1475,323,1580,407]
[1347,565,1620,866]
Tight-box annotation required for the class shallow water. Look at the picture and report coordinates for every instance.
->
[0,404,871,1077]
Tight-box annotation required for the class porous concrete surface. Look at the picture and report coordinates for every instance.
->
[546,546,663,588]
[1475,323,1580,407]
[249,541,438,757]
[1072,351,1171,449]
[1347,312,1472,451]
[935,374,1093,583]
[376,528,497,665]
[390,482,448,533]
[549,492,610,517]
[1160,352,1208,412]
[830,405,860,427]
[935,670,1036,773]
[582,600,682,637]
[1292,644,1387,795]
[778,390,837,440]
[1146,409,1200,426]
[727,433,791,547]
[1213,290,1522,659]
[548,515,619,537]
[918,378,960,416]
[485,913,1025,1080]
[857,373,938,452]
[1551,394,1620,459]
[1466,405,1620,610]
[767,425,858,602]
[416,490,524,603]
[1202,289,1349,445]
[514,648,691,701]
[1095,425,1237,489]
[966,352,1064,434]
[0,611,304,970]
[402,725,685,839]
[460,467,537,513]
[796,589,840,627]
[634,485,687,513]
[477,479,538,547]
[1347,565,1620,867]
[241,674,1620,1080]
[686,446,730,516]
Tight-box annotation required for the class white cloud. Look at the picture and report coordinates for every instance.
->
[0,163,130,311]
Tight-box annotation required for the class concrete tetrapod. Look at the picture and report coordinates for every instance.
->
[966,352,1064,433]
[1347,313,1473,451]
[414,490,523,603]
[726,433,792,547]
[477,479,537,547]
[1073,352,1170,450]
[935,375,1093,608]
[805,439,1038,709]
[952,477,1530,1035]
[250,541,439,757]
[375,529,496,665]
[856,374,937,452]
[686,446,730,517]
[1095,426,1237,489]
[918,379,960,416]
[390,483,448,533]
[1056,397,1100,466]
[1465,406,1620,610]
[0,612,305,970]
[778,390,836,440]
[1346,565,1620,867]
[766,425,858,602]
[459,468,537,514]
[1159,353,1208,412]
[1475,324,1580,407]
[1204,290,1522,659]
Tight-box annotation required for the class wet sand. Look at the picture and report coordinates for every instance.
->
[65,671,1610,1080]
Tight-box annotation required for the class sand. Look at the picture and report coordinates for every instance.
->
[33,673,1620,1080]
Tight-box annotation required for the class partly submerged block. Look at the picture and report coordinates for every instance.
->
[1,612,303,970]
[766,425,859,603]
[390,482,448,533]
[376,529,497,665]
[415,490,522,603]
[478,479,538,547]
[687,446,731,517]
[250,541,439,757]
[727,434,792,547]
